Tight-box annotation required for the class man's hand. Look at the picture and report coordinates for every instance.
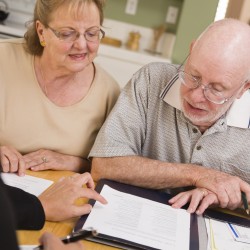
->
[194,169,250,210]
[38,172,107,221]
[169,188,219,214]
[40,232,84,250]
[0,146,26,176]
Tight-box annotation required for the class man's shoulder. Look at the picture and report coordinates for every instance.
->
[140,62,178,75]
[132,62,178,87]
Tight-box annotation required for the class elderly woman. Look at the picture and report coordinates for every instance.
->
[0,0,120,175]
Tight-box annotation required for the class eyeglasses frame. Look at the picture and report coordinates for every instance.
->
[47,25,105,43]
[178,55,248,105]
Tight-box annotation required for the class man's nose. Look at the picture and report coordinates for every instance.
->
[189,84,207,102]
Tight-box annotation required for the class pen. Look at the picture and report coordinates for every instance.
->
[241,192,249,215]
[33,228,98,250]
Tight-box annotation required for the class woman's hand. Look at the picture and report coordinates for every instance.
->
[39,232,85,250]
[23,149,89,172]
[38,172,107,221]
[0,146,26,176]
[168,188,219,215]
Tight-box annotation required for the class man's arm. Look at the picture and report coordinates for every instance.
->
[91,156,250,209]
[92,156,197,188]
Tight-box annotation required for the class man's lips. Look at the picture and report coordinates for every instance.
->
[185,100,208,114]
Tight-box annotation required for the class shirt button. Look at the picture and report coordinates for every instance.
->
[192,128,198,133]
[196,145,202,150]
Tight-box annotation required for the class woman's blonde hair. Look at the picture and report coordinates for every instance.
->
[24,0,105,56]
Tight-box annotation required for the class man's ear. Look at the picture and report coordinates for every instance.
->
[236,81,250,99]
[189,40,196,53]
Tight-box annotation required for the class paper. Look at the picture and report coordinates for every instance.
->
[1,173,53,196]
[228,223,250,244]
[205,218,250,250]
[19,245,37,250]
[83,185,190,250]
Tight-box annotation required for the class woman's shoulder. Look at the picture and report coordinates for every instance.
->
[0,38,27,58]
[0,38,25,49]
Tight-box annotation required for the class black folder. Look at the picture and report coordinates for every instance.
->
[74,179,199,250]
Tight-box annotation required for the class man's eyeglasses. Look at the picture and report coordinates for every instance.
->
[179,70,235,105]
[47,26,105,43]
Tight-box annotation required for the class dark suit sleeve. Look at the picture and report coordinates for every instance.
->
[5,182,46,230]
[0,178,19,250]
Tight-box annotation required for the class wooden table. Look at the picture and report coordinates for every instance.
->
[17,170,117,249]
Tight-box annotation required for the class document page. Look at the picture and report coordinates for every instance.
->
[83,185,190,250]
[19,245,37,250]
[205,218,250,250]
[1,173,53,196]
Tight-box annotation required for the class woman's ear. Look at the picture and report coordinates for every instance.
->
[36,20,44,38]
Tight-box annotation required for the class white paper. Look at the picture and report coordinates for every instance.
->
[83,185,190,250]
[228,223,250,244]
[205,218,250,250]
[1,173,53,196]
[19,245,37,250]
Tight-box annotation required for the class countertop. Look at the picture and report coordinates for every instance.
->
[98,43,171,65]
[0,20,26,37]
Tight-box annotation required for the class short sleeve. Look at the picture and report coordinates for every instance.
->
[89,64,151,157]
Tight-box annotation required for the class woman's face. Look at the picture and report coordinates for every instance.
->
[37,2,101,73]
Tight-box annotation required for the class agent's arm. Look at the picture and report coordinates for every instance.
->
[38,172,107,221]
[5,172,106,229]
[0,178,20,250]
[40,232,84,250]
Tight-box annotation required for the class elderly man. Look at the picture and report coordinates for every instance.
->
[90,18,250,214]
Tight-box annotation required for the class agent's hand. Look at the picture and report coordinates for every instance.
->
[169,188,219,215]
[193,168,250,210]
[0,146,26,176]
[38,172,107,221]
[39,232,84,250]
[23,149,89,172]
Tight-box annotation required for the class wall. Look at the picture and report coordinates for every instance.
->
[104,0,220,64]
[225,0,250,24]
[104,0,183,33]
[171,0,219,64]
[240,0,250,24]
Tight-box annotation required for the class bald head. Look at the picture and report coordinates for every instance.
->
[191,18,250,80]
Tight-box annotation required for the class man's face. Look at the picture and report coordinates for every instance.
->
[180,85,235,129]
[180,55,243,130]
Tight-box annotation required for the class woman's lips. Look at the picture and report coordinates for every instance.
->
[69,53,86,60]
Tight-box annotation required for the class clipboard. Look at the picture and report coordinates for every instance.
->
[74,179,199,250]
[204,208,250,228]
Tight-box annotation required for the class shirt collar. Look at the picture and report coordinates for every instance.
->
[160,74,250,129]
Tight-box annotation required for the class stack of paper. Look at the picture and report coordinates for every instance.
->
[82,185,191,250]
[1,173,53,196]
